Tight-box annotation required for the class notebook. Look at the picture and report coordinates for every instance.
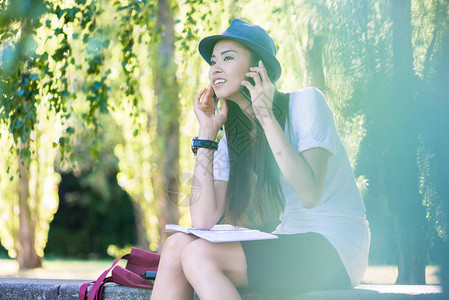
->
[165,224,279,242]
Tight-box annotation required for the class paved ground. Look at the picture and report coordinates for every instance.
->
[0,277,444,300]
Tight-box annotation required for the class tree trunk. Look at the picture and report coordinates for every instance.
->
[132,199,149,249]
[435,28,449,299]
[389,0,426,284]
[17,139,41,270]
[153,0,180,245]
[424,10,449,293]
[305,26,326,91]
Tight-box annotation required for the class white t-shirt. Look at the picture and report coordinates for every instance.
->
[213,87,370,286]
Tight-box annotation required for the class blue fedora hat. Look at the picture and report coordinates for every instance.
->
[198,19,282,83]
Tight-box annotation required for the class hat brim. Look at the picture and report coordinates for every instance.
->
[199,34,281,83]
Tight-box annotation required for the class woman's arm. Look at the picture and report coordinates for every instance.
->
[189,85,228,229]
[243,62,330,208]
[260,117,330,208]
[189,128,228,229]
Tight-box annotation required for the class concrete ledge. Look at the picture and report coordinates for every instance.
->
[0,277,444,300]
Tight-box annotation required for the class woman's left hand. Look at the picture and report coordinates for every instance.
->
[241,60,276,124]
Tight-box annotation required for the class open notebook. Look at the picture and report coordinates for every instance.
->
[165,224,278,243]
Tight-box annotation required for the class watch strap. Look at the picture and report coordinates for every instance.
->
[191,137,218,155]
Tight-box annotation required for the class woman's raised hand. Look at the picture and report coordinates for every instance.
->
[241,60,276,124]
[194,83,228,135]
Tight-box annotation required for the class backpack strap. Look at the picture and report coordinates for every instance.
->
[79,254,129,300]
[79,280,94,300]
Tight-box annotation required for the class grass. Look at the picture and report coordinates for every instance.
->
[362,265,440,285]
[0,258,441,284]
[0,258,127,280]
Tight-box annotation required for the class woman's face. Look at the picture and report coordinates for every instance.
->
[209,39,251,101]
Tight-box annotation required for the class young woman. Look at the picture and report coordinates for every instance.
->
[151,19,370,300]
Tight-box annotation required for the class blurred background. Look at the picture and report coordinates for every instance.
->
[0,0,447,289]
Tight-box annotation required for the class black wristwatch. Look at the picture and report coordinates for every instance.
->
[191,137,218,156]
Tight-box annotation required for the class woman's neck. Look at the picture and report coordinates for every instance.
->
[229,95,256,121]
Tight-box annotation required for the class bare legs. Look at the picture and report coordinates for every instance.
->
[151,233,197,300]
[151,233,248,300]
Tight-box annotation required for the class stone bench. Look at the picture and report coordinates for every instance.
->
[0,277,444,299]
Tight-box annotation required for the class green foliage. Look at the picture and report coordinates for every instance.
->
[0,100,61,258]
[107,244,134,259]
[0,0,117,261]
[0,0,110,162]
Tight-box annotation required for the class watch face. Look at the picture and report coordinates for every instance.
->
[191,137,198,155]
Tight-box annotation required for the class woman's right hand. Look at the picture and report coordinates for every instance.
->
[194,83,228,135]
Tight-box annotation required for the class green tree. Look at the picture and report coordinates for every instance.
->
[388,0,426,284]
[0,0,63,269]
[110,0,182,250]
[151,0,181,244]
[415,0,449,291]
[342,0,448,284]
[0,0,113,267]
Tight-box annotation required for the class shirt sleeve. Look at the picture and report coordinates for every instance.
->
[291,88,337,156]
[213,135,230,181]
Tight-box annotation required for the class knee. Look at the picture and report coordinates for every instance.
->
[160,233,195,262]
[181,239,216,278]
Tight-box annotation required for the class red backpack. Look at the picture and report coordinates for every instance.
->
[79,247,160,300]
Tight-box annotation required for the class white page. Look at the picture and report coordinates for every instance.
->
[190,228,278,242]
[165,224,279,242]
[165,224,190,234]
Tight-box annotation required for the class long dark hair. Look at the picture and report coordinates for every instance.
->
[222,71,291,226]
